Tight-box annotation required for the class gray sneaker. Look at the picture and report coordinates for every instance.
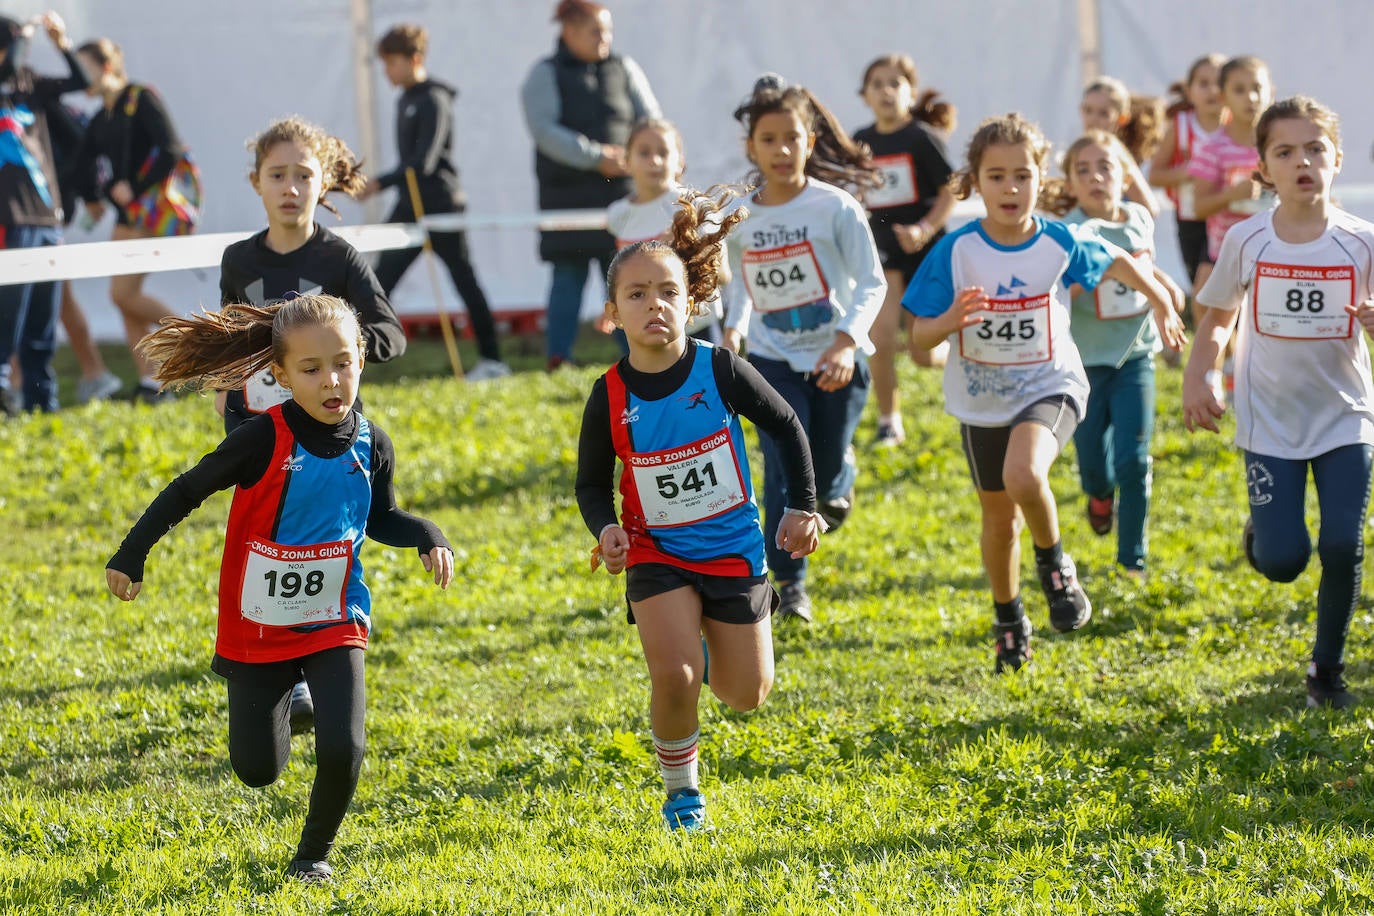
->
[776,580,812,622]
[466,359,513,382]
[76,371,122,404]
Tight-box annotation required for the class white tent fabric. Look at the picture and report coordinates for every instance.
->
[5,0,1373,339]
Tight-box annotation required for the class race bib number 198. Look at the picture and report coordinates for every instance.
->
[240,537,351,627]
[630,429,746,528]
[1252,262,1354,339]
[959,294,1052,365]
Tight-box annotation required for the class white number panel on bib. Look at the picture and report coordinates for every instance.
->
[1252,262,1354,340]
[960,295,1052,365]
[743,242,828,313]
[867,154,918,209]
[1176,182,1197,221]
[1094,250,1151,319]
[240,537,351,627]
[244,368,292,413]
[630,429,747,528]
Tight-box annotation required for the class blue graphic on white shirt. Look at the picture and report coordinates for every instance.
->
[760,298,834,334]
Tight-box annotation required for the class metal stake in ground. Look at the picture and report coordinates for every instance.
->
[404,167,465,380]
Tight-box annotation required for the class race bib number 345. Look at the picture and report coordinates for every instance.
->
[630,429,747,528]
[1252,262,1354,340]
[959,294,1052,365]
[240,537,351,627]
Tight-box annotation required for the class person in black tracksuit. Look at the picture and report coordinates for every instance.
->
[217,116,407,730]
[366,23,507,380]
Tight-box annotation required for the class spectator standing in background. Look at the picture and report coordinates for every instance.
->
[521,0,660,371]
[0,11,86,415]
[364,23,510,382]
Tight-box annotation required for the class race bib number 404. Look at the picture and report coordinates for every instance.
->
[1252,262,1354,340]
[630,429,747,528]
[743,242,828,313]
[240,537,351,627]
[959,294,1052,365]
[866,153,918,209]
[244,367,293,413]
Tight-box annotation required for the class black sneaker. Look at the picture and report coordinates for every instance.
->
[817,490,854,532]
[1242,517,1259,572]
[1037,553,1092,632]
[776,580,812,622]
[132,383,171,405]
[286,858,333,883]
[994,617,1032,673]
[1307,664,1357,709]
[289,681,314,735]
[0,388,17,418]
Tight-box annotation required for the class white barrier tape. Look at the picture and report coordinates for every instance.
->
[5,187,1374,288]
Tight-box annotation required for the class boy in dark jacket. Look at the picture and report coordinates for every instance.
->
[365,23,509,381]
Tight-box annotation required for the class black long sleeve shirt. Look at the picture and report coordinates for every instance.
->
[108,401,450,584]
[0,49,88,226]
[576,343,815,537]
[376,78,465,216]
[74,82,185,209]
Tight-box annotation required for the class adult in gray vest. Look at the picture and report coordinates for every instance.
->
[521,0,660,370]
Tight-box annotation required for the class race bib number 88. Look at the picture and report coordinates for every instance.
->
[959,294,1052,365]
[630,429,746,528]
[240,537,351,627]
[1252,262,1353,340]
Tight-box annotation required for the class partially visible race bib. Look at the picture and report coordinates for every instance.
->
[244,367,292,413]
[1225,165,1275,214]
[630,428,746,528]
[1094,250,1152,320]
[743,241,828,313]
[1176,182,1197,221]
[867,154,919,209]
[1252,262,1354,340]
[240,537,351,627]
[960,294,1052,365]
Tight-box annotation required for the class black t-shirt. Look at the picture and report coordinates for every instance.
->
[852,119,954,256]
[576,342,816,537]
[218,224,407,431]
[107,400,451,585]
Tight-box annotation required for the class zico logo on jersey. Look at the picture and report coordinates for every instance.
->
[620,405,641,424]
[280,455,305,472]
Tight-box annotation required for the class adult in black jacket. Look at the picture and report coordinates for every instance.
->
[520,0,659,370]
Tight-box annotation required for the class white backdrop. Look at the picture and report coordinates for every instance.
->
[6,0,1374,339]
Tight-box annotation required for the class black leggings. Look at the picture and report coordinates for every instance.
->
[225,646,365,861]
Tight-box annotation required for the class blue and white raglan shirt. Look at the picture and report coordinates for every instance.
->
[722,179,886,371]
[901,217,1116,426]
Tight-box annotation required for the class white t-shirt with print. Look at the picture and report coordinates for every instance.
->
[902,217,1116,426]
[1197,207,1374,459]
[722,180,886,371]
[608,185,723,326]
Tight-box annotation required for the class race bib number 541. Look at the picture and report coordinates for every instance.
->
[1253,262,1354,340]
[959,294,1052,365]
[240,537,351,627]
[630,429,746,528]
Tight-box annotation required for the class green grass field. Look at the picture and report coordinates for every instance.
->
[5,337,1374,914]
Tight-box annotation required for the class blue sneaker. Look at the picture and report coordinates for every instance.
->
[661,788,706,831]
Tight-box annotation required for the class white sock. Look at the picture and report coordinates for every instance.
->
[881,412,903,431]
[139,375,159,389]
[653,730,699,795]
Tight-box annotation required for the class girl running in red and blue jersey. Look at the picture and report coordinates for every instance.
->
[105,294,452,884]
[577,187,820,831]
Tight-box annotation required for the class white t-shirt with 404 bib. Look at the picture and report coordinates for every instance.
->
[1197,207,1374,459]
[723,179,886,371]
